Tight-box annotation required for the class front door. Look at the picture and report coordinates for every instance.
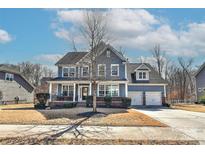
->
[82,87,88,101]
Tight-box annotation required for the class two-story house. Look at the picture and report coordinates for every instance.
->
[48,42,167,106]
[0,65,34,103]
[195,62,205,102]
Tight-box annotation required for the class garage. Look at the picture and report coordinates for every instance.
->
[145,92,162,106]
[128,91,143,106]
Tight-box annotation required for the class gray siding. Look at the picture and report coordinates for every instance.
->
[58,66,62,77]
[128,85,164,93]
[96,49,125,80]
[119,84,126,97]
[196,67,205,101]
[0,71,34,102]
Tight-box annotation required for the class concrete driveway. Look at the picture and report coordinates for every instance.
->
[135,108,205,144]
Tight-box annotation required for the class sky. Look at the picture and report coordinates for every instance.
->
[0,8,205,70]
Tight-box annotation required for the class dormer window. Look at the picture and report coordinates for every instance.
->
[5,73,14,81]
[137,71,149,80]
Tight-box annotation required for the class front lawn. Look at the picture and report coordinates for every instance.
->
[0,104,166,127]
[171,104,205,113]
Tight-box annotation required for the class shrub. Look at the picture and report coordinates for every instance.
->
[35,93,50,109]
[104,96,112,108]
[86,95,93,107]
[121,97,131,108]
[63,102,75,108]
[200,93,205,105]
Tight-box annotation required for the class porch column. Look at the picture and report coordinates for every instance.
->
[89,82,92,95]
[164,85,167,97]
[73,83,76,102]
[125,82,128,97]
[49,82,52,102]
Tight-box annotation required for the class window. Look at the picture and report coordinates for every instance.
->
[137,71,149,80]
[98,84,119,97]
[62,85,68,96]
[82,66,89,77]
[68,85,74,96]
[106,85,112,96]
[63,67,76,77]
[99,85,105,97]
[98,64,106,76]
[62,85,74,96]
[5,73,14,81]
[63,68,69,77]
[106,50,110,58]
[111,64,119,76]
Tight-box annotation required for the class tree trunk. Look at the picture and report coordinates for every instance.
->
[93,80,97,112]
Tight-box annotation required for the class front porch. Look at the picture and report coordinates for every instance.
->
[48,80,128,104]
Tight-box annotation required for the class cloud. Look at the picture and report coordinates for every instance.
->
[0,28,12,43]
[52,9,205,58]
[34,54,63,63]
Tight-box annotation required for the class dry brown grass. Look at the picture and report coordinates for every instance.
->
[171,104,205,113]
[0,104,166,127]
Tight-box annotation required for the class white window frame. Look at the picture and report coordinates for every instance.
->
[106,50,110,58]
[97,84,119,97]
[111,64,119,76]
[62,67,76,77]
[5,73,14,81]
[98,64,106,77]
[62,84,74,96]
[136,71,149,80]
[81,66,89,77]
[198,88,202,92]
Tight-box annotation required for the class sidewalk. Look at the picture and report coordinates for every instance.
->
[0,124,199,144]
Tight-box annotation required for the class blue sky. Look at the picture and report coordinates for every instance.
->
[0,8,205,68]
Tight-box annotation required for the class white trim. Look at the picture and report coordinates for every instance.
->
[136,70,149,80]
[49,83,52,102]
[164,84,167,97]
[81,65,89,77]
[125,82,128,97]
[134,63,151,72]
[97,83,119,97]
[89,82,92,95]
[98,64,106,77]
[62,66,76,77]
[125,62,127,79]
[78,85,89,102]
[5,73,14,81]
[73,83,76,102]
[128,83,168,86]
[111,64,119,76]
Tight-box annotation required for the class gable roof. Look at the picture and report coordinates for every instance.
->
[134,63,151,71]
[77,42,127,64]
[55,52,88,65]
[195,62,205,77]
[127,63,167,84]
[0,65,35,89]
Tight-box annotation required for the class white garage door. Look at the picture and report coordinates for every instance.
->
[146,92,162,106]
[128,92,143,106]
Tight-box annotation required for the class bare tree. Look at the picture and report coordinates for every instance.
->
[80,10,109,112]
[151,44,165,77]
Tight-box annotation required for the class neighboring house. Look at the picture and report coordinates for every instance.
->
[48,42,167,106]
[195,62,205,101]
[0,65,34,103]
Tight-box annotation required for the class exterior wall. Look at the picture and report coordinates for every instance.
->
[58,66,62,77]
[196,67,205,101]
[128,85,165,94]
[0,72,34,102]
[119,84,126,97]
[96,49,126,80]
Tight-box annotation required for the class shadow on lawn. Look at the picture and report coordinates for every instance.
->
[0,112,110,145]
[37,107,129,121]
